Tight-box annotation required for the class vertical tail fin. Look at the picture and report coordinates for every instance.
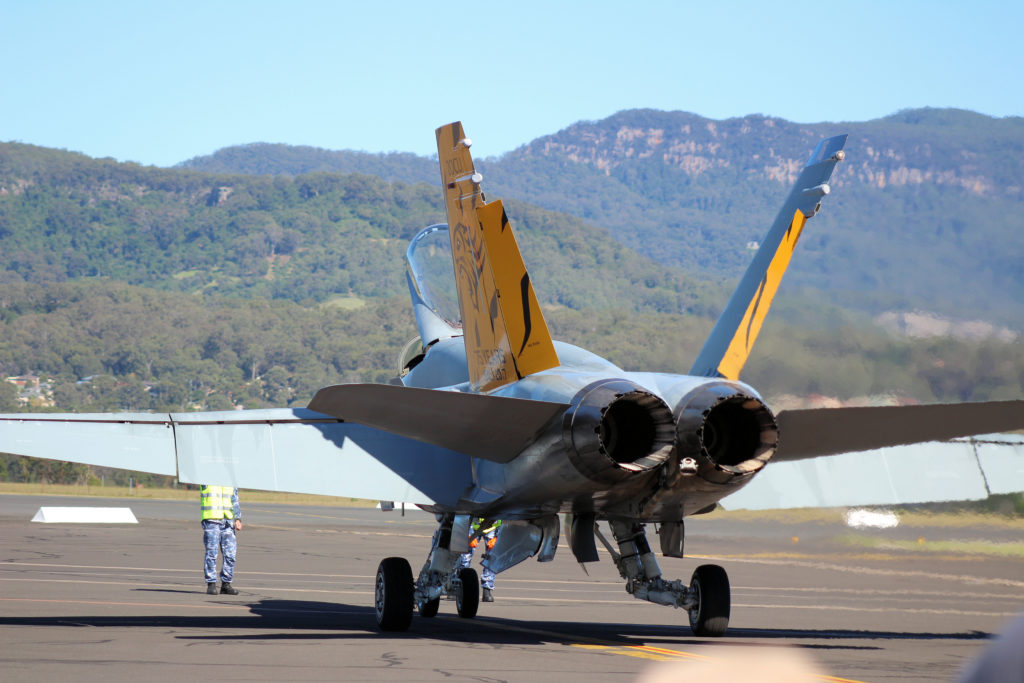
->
[436,122,559,392]
[690,135,848,380]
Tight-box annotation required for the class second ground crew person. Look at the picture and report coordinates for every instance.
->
[200,484,242,595]
[460,518,501,602]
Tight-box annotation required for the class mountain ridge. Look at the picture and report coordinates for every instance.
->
[0,121,1020,416]
[179,107,1024,328]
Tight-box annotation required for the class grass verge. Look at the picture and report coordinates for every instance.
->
[838,534,1024,557]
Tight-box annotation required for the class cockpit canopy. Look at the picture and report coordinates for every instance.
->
[405,224,462,348]
[406,224,461,330]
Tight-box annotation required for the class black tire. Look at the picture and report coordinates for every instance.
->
[455,567,479,619]
[374,557,413,631]
[688,564,730,637]
[418,596,440,618]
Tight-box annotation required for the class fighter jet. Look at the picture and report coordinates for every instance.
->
[2,122,1022,636]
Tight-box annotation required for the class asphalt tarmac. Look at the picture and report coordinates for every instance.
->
[2,494,1022,682]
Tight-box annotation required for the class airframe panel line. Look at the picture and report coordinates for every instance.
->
[270,421,279,490]
[975,434,1024,494]
[968,438,993,497]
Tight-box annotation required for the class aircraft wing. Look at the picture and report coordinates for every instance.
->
[723,399,1024,509]
[773,399,1024,461]
[0,408,474,506]
[725,433,1024,510]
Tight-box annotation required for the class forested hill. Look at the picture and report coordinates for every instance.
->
[0,133,1019,437]
[0,142,722,422]
[180,108,1024,329]
[179,144,437,185]
[0,141,705,314]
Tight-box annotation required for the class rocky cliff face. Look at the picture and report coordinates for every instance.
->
[511,109,1022,197]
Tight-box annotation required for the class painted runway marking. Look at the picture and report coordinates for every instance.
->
[0,577,373,597]
[2,568,1018,616]
[0,596,367,615]
[453,616,868,683]
[0,596,253,610]
[7,575,1015,616]
[1,562,366,578]
[693,554,1024,588]
[8,561,1020,596]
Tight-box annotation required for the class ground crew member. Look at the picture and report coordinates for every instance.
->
[201,484,242,595]
[460,518,501,602]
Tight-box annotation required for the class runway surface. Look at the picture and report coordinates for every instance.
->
[2,494,1022,682]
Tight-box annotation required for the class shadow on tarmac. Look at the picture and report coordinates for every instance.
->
[0,597,993,651]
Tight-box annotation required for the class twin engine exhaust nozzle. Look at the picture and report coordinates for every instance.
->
[562,379,779,486]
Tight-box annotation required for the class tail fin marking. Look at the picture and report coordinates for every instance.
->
[690,135,847,380]
[717,208,807,379]
[436,122,559,391]
[477,199,559,377]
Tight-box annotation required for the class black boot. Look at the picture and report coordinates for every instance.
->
[482,588,494,602]
[220,582,239,595]
[206,583,218,595]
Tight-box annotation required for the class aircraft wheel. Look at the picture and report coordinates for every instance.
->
[455,567,479,619]
[688,564,730,637]
[419,596,440,618]
[374,557,413,631]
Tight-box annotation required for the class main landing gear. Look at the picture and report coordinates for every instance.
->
[600,520,731,637]
[374,515,730,637]
[373,514,481,631]
[374,557,414,631]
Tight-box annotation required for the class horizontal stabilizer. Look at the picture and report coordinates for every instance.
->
[775,400,1024,461]
[308,383,568,462]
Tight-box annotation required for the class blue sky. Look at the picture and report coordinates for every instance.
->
[2,0,1021,167]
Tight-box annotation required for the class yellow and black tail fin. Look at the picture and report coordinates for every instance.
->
[436,122,559,392]
[690,135,848,380]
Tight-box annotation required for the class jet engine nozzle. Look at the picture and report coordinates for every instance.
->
[563,380,676,485]
[675,383,778,484]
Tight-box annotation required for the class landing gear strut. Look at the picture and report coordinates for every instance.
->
[601,520,731,636]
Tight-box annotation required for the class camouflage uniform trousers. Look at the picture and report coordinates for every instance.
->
[459,529,496,590]
[202,519,237,584]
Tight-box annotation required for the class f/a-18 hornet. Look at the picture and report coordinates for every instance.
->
[4,122,1023,635]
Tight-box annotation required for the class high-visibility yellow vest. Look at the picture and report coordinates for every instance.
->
[201,485,235,520]
[472,518,501,535]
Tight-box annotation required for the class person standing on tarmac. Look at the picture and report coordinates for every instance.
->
[200,485,242,595]
[460,518,501,602]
